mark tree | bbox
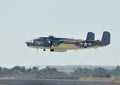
[111,66,120,76]
[11,66,26,74]
[94,67,110,78]
[73,68,93,77]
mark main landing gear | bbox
[43,48,46,51]
[50,48,54,52]
[43,48,54,52]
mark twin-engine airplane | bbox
[26,31,110,52]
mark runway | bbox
[0,79,120,85]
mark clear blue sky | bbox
[0,0,120,67]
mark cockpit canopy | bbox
[48,35,55,39]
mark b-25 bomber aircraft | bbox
[26,31,110,52]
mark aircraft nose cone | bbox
[26,42,30,46]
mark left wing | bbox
[59,39,84,44]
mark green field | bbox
[80,77,120,83]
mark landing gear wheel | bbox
[43,48,46,51]
[50,48,54,52]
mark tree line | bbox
[71,66,120,78]
[0,66,120,79]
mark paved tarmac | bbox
[0,79,120,85]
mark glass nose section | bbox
[26,40,34,46]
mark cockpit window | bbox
[48,36,54,38]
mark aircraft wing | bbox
[59,39,84,43]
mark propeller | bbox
[47,36,55,51]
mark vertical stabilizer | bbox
[101,31,110,45]
[86,32,95,41]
